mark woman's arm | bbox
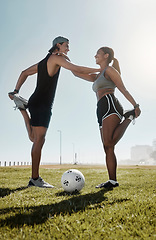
[106,67,141,117]
[8,64,38,99]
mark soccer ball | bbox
[61,169,85,193]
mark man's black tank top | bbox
[28,53,60,108]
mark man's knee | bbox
[34,134,46,145]
[104,141,115,152]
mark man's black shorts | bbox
[29,106,52,128]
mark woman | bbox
[73,47,141,189]
[8,36,100,188]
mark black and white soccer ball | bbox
[61,169,85,193]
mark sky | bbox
[1,0,156,166]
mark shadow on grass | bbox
[0,188,130,228]
[56,190,81,196]
[0,186,28,198]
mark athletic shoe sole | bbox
[28,178,54,188]
[96,181,119,189]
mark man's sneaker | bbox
[13,94,28,110]
[28,176,54,188]
[124,109,135,119]
[96,181,119,189]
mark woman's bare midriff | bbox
[96,88,114,102]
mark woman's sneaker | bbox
[13,94,28,110]
[96,181,119,189]
[28,176,54,188]
[124,109,136,124]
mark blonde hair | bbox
[100,47,121,74]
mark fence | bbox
[0,161,31,167]
[0,162,57,167]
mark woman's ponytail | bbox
[100,47,121,74]
[112,58,121,74]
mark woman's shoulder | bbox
[105,66,118,76]
[104,66,117,80]
[105,66,114,73]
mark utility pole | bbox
[57,130,62,165]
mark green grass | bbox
[0,166,156,240]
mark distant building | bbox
[131,145,153,164]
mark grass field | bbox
[0,165,156,240]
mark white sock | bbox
[109,180,118,185]
[128,115,134,121]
